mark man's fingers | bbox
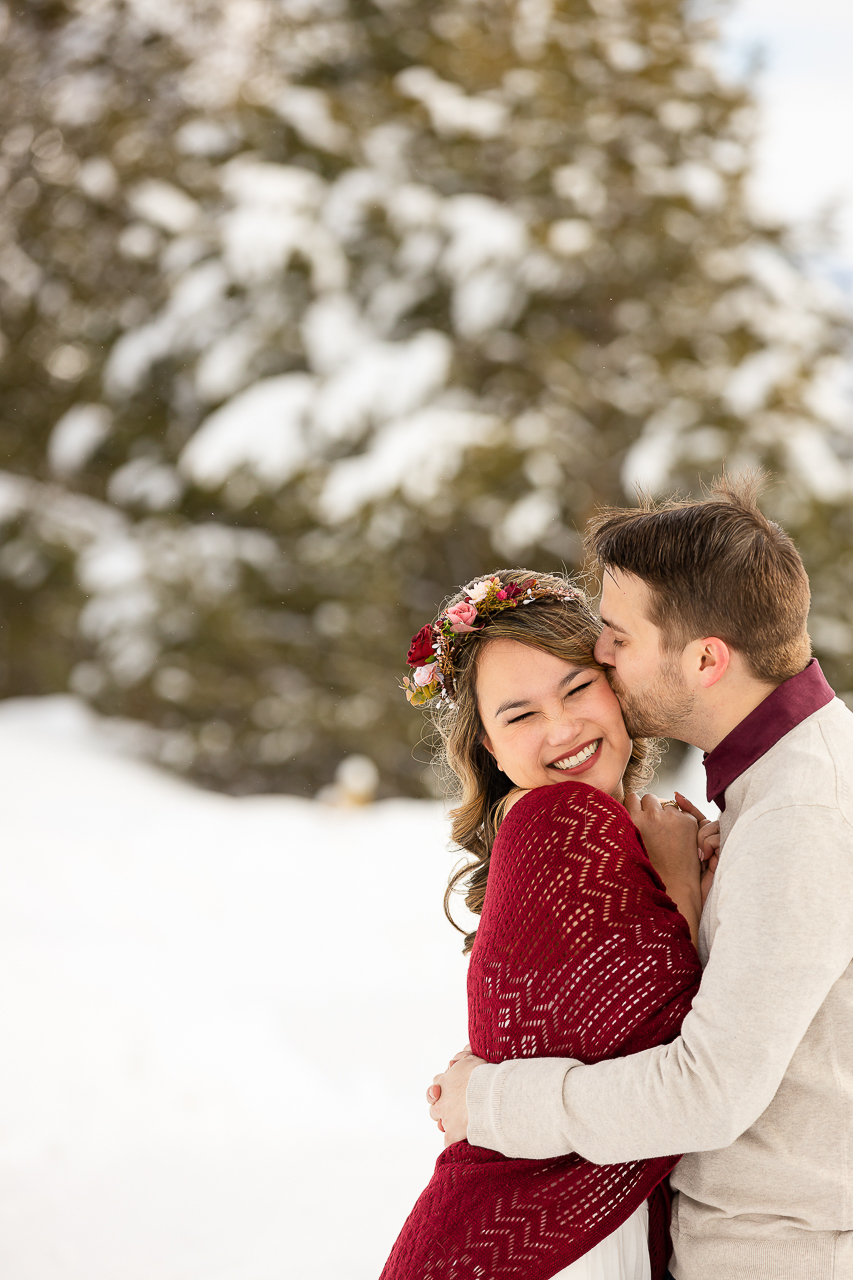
[674,791,708,826]
[700,850,720,904]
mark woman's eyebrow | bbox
[492,668,588,719]
[492,696,530,717]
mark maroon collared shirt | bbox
[703,659,836,812]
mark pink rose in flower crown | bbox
[445,601,480,633]
[502,580,532,601]
[407,624,436,666]
[413,663,439,687]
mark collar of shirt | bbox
[703,659,836,812]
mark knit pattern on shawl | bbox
[380,781,701,1280]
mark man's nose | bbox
[594,628,614,667]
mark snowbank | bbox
[0,700,472,1279]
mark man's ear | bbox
[689,637,731,689]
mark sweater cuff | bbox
[466,1057,580,1159]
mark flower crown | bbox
[402,575,580,707]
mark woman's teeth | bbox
[553,740,601,770]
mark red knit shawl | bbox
[381,781,701,1280]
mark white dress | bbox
[552,1202,651,1280]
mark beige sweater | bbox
[467,697,853,1280]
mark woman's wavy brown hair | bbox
[426,568,659,953]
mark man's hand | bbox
[426,1045,472,1129]
[700,850,719,906]
[425,1046,486,1147]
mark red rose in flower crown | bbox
[407,624,436,666]
[402,574,578,707]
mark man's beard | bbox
[606,655,695,740]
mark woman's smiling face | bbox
[476,638,633,799]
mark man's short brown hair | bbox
[586,474,812,684]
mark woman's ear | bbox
[481,735,504,773]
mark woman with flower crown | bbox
[381,569,704,1280]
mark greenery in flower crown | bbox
[402,575,577,707]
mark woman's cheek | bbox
[500,736,525,785]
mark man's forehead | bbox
[600,569,653,625]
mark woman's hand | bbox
[676,792,720,910]
[625,792,701,946]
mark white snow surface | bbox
[395,67,509,139]
[319,405,499,522]
[47,404,113,477]
[312,330,452,443]
[180,374,316,489]
[129,180,202,234]
[0,698,472,1279]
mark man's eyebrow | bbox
[492,668,587,719]
[600,612,629,635]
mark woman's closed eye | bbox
[505,680,595,724]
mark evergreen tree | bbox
[0,0,850,796]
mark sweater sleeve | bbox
[467,803,853,1162]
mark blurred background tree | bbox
[0,0,850,796]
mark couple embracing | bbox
[380,476,853,1280]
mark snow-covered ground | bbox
[0,698,710,1279]
[0,699,472,1279]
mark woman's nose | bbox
[546,703,582,740]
